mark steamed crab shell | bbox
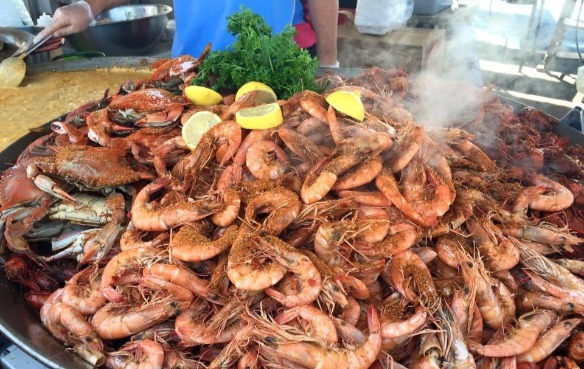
[28,145,155,195]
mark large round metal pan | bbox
[0,57,157,369]
[0,60,582,368]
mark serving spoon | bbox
[0,34,53,87]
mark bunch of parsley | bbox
[192,8,321,100]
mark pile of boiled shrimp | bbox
[3,60,584,369]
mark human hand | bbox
[35,1,95,41]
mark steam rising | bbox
[384,1,570,128]
[402,15,485,130]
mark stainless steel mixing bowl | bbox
[66,4,172,56]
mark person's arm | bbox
[307,0,339,66]
[36,0,129,40]
[84,0,130,18]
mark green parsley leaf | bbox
[193,8,321,99]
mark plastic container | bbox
[577,65,584,94]
[355,0,413,35]
[0,0,34,27]
[412,0,452,15]
[36,13,52,27]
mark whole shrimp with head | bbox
[130,176,225,232]
[257,235,322,307]
[253,304,381,369]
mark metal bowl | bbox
[66,4,172,56]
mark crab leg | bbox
[78,222,123,265]
[3,196,53,254]
[26,164,76,202]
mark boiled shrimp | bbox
[61,264,107,315]
[526,173,574,212]
[512,184,548,216]
[139,274,194,301]
[120,223,169,251]
[299,91,328,122]
[523,269,584,308]
[516,241,584,292]
[517,290,584,314]
[246,140,291,180]
[170,223,238,262]
[339,296,361,326]
[555,258,584,276]
[335,274,370,300]
[278,128,324,166]
[207,325,256,369]
[359,228,418,257]
[336,189,391,207]
[380,305,427,339]
[383,125,424,173]
[450,287,472,334]
[435,233,468,269]
[437,306,476,369]
[276,305,339,344]
[466,217,520,272]
[211,188,241,227]
[91,299,188,340]
[454,140,495,171]
[375,167,434,228]
[244,187,301,236]
[459,259,505,330]
[105,339,164,369]
[385,249,437,308]
[131,177,224,232]
[470,309,558,357]
[301,152,367,204]
[303,249,349,310]
[100,246,160,303]
[313,219,355,268]
[232,128,278,166]
[179,120,242,180]
[411,166,453,223]
[256,304,381,369]
[411,333,442,369]
[503,223,583,251]
[495,281,516,328]
[144,263,220,303]
[516,318,581,363]
[40,289,105,367]
[333,156,383,191]
[258,235,322,307]
[354,206,390,243]
[221,91,259,120]
[569,332,584,363]
[175,300,242,347]
[227,226,287,291]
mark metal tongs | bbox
[0,34,53,87]
[11,34,54,58]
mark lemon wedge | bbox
[235,81,278,104]
[235,102,283,130]
[181,111,222,150]
[325,90,365,121]
[185,85,223,106]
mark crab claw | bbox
[134,106,184,128]
[4,216,33,254]
[78,222,123,265]
[30,174,77,203]
[50,122,86,144]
